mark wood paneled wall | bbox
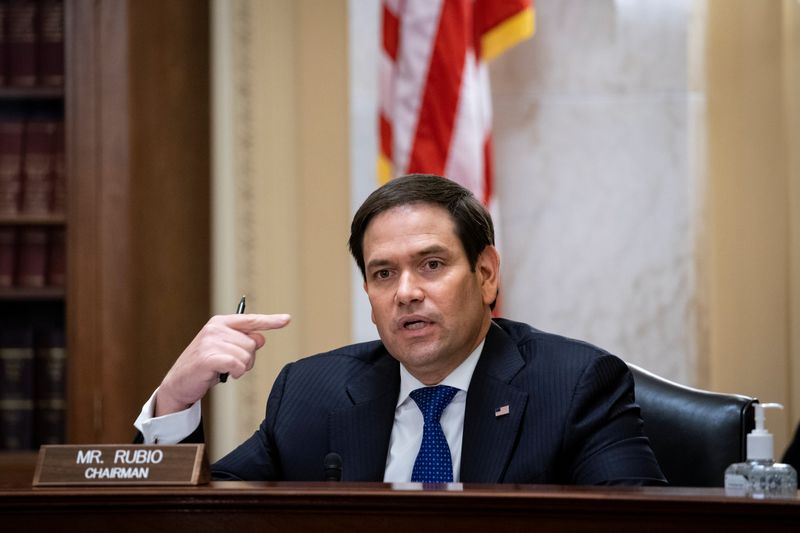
[66,0,211,443]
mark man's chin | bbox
[392,346,444,373]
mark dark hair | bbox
[349,174,495,279]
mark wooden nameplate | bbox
[32,444,210,486]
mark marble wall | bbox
[349,0,705,384]
[489,0,702,383]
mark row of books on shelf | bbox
[0,302,65,450]
[0,225,64,288]
[0,111,64,216]
[0,0,64,88]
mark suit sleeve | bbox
[562,354,666,485]
[209,363,291,481]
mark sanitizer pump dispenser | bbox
[724,403,797,498]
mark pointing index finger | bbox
[224,313,292,332]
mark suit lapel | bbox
[329,351,399,481]
[461,321,528,483]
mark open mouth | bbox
[403,320,428,330]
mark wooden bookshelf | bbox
[0,0,67,454]
[0,214,66,225]
[0,87,63,100]
[0,287,65,300]
[1,0,210,457]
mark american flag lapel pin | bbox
[495,404,510,417]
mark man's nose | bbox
[395,271,424,305]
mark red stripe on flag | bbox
[380,112,393,162]
[482,134,493,206]
[407,0,470,175]
[382,4,399,60]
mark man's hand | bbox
[154,313,291,416]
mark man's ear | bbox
[477,245,500,306]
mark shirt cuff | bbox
[133,388,201,444]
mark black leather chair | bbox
[627,363,757,487]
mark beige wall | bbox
[785,0,800,451]
[705,0,800,451]
[210,0,350,459]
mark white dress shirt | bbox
[134,388,201,445]
[134,340,485,482]
[383,340,483,483]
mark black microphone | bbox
[323,452,342,481]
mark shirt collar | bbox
[396,339,486,408]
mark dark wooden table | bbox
[1,480,798,532]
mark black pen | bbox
[219,295,246,383]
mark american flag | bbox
[495,404,510,417]
[378,0,535,209]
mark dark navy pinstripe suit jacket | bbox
[197,318,665,485]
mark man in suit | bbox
[135,173,666,485]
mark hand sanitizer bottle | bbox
[724,403,797,498]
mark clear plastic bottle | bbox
[724,403,798,498]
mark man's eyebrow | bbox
[415,245,449,257]
[365,257,393,271]
[366,245,450,271]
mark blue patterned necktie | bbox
[410,385,459,483]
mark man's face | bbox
[362,202,499,385]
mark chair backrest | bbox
[627,363,756,487]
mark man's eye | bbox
[426,260,441,270]
[375,269,391,279]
